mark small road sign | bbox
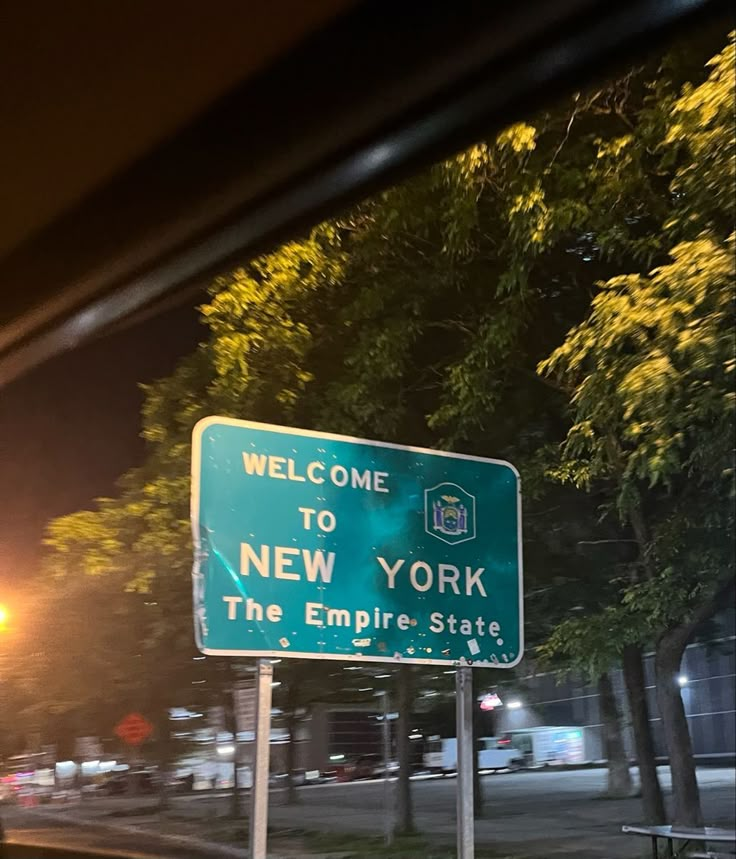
[114,713,153,746]
[233,682,257,734]
[191,418,523,667]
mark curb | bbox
[21,807,249,859]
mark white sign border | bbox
[191,416,524,668]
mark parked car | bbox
[270,769,325,787]
[101,770,155,795]
[167,772,195,793]
[333,754,382,782]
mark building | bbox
[511,620,735,763]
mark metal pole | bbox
[381,690,393,846]
[249,658,273,859]
[456,666,475,859]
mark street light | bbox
[678,675,689,687]
[507,700,523,710]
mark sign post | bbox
[456,667,474,859]
[114,713,153,797]
[191,418,523,859]
[248,659,273,859]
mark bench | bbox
[688,853,736,859]
[622,824,736,859]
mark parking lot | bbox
[269,766,736,858]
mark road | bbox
[3,767,735,858]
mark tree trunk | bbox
[655,635,702,826]
[128,758,139,798]
[157,754,170,812]
[597,671,633,798]
[285,708,299,805]
[472,739,483,817]
[223,683,240,819]
[651,578,733,826]
[613,450,665,821]
[395,665,415,835]
[155,703,172,812]
[471,671,484,815]
[622,644,666,823]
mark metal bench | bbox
[622,825,736,858]
[687,853,736,859]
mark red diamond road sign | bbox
[114,713,154,746]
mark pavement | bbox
[268,766,736,858]
[2,766,735,858]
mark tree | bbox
[395,666,416,834]
[541,234,734,823]
[597,672,633,798]
[523,466,641,803]
[39,489,200,765]
[538,37,735,826]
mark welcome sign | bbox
[191,418,522,667]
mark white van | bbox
[423,736,524,774]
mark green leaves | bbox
[200,225,346,421]
[540,232,735,501]
[666,33,736,237]
[43,507,123,578]
[537,35,735,668]
[496,123,537,154]
[539,606,634,677]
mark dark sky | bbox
[0,302,203,591]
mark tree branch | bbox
[547,95,580,171]
[658,574,736,656]
[516,366,571,395]
[577,539,638,546]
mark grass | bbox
[296,829,526,858]
[104,804,158,818]
[90,800,533,857]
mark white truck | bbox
[423,736,524,774]
[497,726,592,766]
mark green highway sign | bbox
[191,418,523,667]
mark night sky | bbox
[0,302,203,592]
